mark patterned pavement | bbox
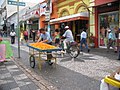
[0,59,40,90]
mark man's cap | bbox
[65,26,69,29]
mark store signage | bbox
[22,10,39,21]
[40,3,47,16]
[8,0,26,6]
[40,1,52,16]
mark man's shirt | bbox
[81,31,87,39]
[63,29,74,42]
[40,32,52,43]
[108,32,114,40]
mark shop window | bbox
[99,11,119,47]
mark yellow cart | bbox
[104,76,120,89]
[27,44,62,70]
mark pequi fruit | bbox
[30,42,56,50]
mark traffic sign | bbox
[8,0,26,6]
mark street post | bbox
[45,0,51,33]
[17,0,20,58]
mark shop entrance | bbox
[99,11,119,47]
[75,20,88,42]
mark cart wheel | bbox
[29,55,35,68]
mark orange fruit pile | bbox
[30,42,56,50]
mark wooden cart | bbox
[27,45,62,70]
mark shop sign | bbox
[22,10,39,21]
[40,3,47,16]
[40,1,52,16]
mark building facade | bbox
[39,0,58,31]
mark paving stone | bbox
[7,81,18,89]
[0,73,12,79]
[27,82,39,90]
[20,85,30,90]
[0,83,11,90]
[13,74,28,81]
[10,70,23,76]
[0,69,7,75]
[11,87,20,90]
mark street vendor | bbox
[37,28,53,65]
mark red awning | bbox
[50,12,89,24]
[95,0,117,7]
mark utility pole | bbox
[17,0,20,58]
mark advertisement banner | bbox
[40,2,47,16]
[40,1,52,16]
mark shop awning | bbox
[50,12,89,24]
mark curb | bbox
[12,57,58,90]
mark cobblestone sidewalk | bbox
[0,59,40,90]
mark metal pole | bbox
[17,0,20,58]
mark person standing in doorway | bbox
[80,29,90,52]
[10,30,16,44]
[32,29,36,42]
[23,30,28,43]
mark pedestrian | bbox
[10,30,16,44]
[80,29,90,52]
[36,29,41,40]
[37,28,53,65]
[23,30,28,43]
[32,29,36,42]
[20,31,24,45]
[117,28,120,60]
[53,29,60,47]
[0,37,2,42]
[107,29,117,52]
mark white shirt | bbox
[10,32,16,36]
[81,31,87,39]
[63,29,74,42]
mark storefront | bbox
[49,0,90,42]
[50,12,89,42]
[94,0,119,47]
